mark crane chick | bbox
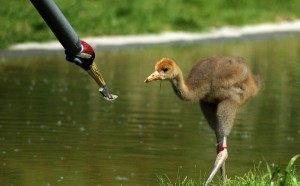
[144,56,261,185]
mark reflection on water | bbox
[1,35,300,185]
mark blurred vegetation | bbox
[1,0,300,49]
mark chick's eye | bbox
[162,67,169,72]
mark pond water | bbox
[0,34,300,186]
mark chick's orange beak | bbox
[144,71,161,83]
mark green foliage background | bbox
[1,0,300,49]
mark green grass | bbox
[157,154,300,186]
[2,0,300,49]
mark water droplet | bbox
[57,120,62,126]
[43,78,49,84]
[13,148,20,152]
[130,172,136,177]
[79,127,85,132]
[31,80,36,85]
[115,176,128,181]
[44,181,51,186]
[64,145,72,150]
